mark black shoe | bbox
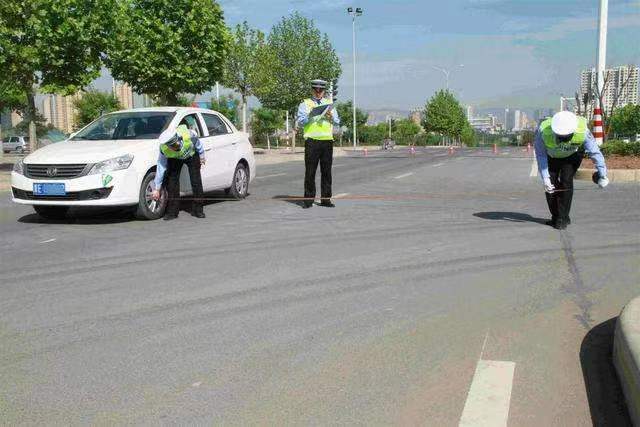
[554,220,567,230]
[320,201,335,208]
[302,203,313,209]
[163,215,178,221]
[192,211,206,218]
[545,220,556,227]
[566,217,571,225]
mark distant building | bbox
[409,108,424,127]
[133,92,153,109]
[113,81,134,109]
[41,93,82,133]
[580,65,639,115]
[466,105,473,120]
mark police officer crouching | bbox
[296,79,341,208]
[534,111,608,230]
[151,121,206,220]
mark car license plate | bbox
[33,183,66,196]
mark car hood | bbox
[25,139,157,164]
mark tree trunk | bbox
[165,93,179,106]
[0,123,3,161]
[241,94,247,133]
[27,90,38,152]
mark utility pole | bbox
[215,82,220,104]
[594,0,608,145]
[347,7,363,148]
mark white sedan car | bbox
[11,107,255,219]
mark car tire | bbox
[228,162,249,200]
[33,205,69,219]
[135,171,167,220]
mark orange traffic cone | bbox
[493,143,498,154]
[364,147,368,157]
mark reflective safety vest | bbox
[160,125,195,160]
[303,98,334,141]
[540,116,587,158]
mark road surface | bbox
[1,147,638,425]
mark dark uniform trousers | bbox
[165,152,204,217]
[304,138,333,204]
[545,151,583,224]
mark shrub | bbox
[601,140,640,156]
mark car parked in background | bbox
[11,107,255,220]
[2,136,29,154]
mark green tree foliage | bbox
[422,90,469,141]
[335,101,367,143]
[211,95,240,128]
[393,119,422,145]
[73,89,122,129]
[250,107,284,145]
[14,113,53,137]
[254,12,341,116]
[223,22,268,131]
[106,0,229,105]
[609,105,640,137]
[0,80,27,115]
[0,0,117,119]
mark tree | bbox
[335,101,367,144]
[211,95,240,128]
[73,89,122,129]
[223,22,269,132]
[588,66,636,141]
[250,107,284,146]
[253,12,341,118]
[422,90,468,144]
[0,0,117,122]
[14,113,53,138]
[393,119,421,145]
[105,0,229,105]
[609,104,640,138]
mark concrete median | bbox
[614,296,640,424]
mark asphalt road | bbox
[1,147,639,425]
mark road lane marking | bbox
[530,159,538,177]
[459,360,515,427]
[433,163,444,167]
[394,172,414,179]
[39,238,56,244]
[256,173,287,179]
[334,193,350,199]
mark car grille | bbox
[25,164,88,179]
[12,187,113,201]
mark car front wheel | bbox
[227,162,249,200]
[135,171,167,220]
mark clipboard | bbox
[309,104,332,118]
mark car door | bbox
[176,113,206,194]
[200,112,236,189]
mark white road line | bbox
[39,238,56,244]
[334,193,350,199]
[256,173,287,179]
[530,159,538,177]
[394,172,414,179]
[459,360,516,427]
[433,163,444,167]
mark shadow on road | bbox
[473,211,548,225]
[273,195,307,208]
[580,318,631,426]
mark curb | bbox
[614,296,640,425]
[576,169,640,183]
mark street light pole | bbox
[348,7,363,148]
[431,64,463,91]
[594,0,608,145]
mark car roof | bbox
[117,107,220,115]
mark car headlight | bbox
[13,159,24,175]
[88,154,134,175]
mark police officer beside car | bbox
[296,79,341,209]
[151,117,206,220]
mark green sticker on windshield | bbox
[102,174,113,187]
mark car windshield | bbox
[72,111,175,141]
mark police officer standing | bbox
[151,119,206,220]
[534,111,608,229]
[296,79,340,209]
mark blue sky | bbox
[216,0,640,111]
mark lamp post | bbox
[593,0,608,145]
[347,7,363,148]
[431,64,464,90]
